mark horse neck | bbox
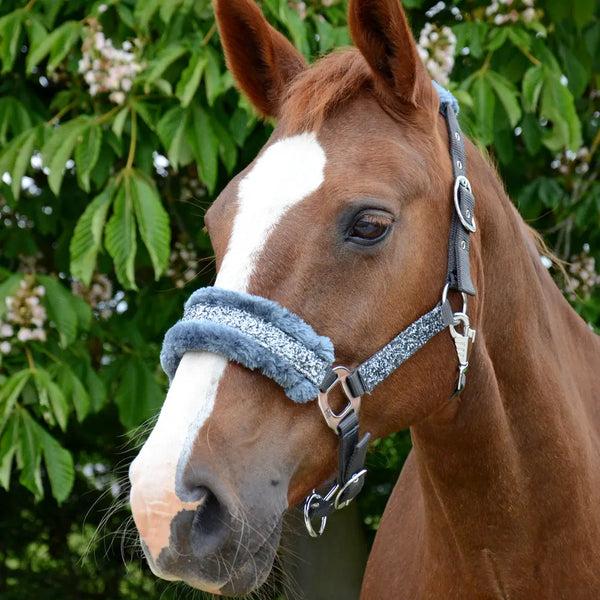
[409,143,600,561]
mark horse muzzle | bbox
[130,457,286,596]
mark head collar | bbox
[160,84,476,536]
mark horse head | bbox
[129,0,480,594]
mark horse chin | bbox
[143,513,283,598]
[217,520,283,597]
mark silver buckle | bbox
[454,175,476,233]
[318,366,361,431]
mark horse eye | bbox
[347,212,394,245]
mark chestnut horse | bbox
[129,0,600,597]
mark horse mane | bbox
[281,47,373,133]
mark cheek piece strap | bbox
[160,85,475,537]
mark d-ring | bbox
[442,282,467,316]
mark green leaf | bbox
[156,105,189,170]
[186,103,219,193]
[105,179,138,290]
[71,293,93,333]
[56,364,90,423]
[33,369,70,431]
[116,4,135,29]
[540,69,582,151]
[0,97,34,145]
[572,0,595,30]
[0,369,31,438]
[69,370,90,422]
[74,123,103,193]
[467,22,488,59]
[471,76,495,145]
[522,65,544,113]
[134,0,163,30]
[0,413,19,490]
[112,106,130,139]
[10,126,39,200]
[37,275,79,347]
[130,172,171,280]
[17,409,43,499]
[0,10,24,74]
[487,28,508,51]
[26,20,79,74]
[82,361,107,413]
[132,100,158,132]
[25,15,48,56]
[46,21,81,73]
[211,118,238,174]
[37,423,74,504]
[176,51,207,108]
[41,116,90,196]
[558,45,589,98]
[506,27,531,52]
[204,46,222,106]
[0,129,31,174]
[520,113,543,155]
[485,71,522,128]
[159,0,185,24]
[143,45,187,85]
[114,357,163,428]
[229,106,252,147]
[70,183,115,286]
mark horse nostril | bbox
[189,486,231,556]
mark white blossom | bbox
[79,23,144,104]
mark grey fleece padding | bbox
[160,287,334,403]
[433,81,459,114]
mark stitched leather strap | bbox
[441,104,476,296]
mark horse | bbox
[128,0,600,597]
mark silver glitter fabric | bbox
[182,303,331,386]
[357,304,446,392]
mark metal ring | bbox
[334,469,367,510]
[441,283,467,315]
[303,492,327,537]
[303,483,339,537]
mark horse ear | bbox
[348,0,437,113]
[214,0,308,118]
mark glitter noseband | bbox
[160,89,477,537]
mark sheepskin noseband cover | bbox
[160,287,335,403]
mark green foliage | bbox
[0,0,598,596]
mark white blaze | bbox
[217,132,327,291]
[130,133,327,553]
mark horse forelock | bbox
[280,48,373,133]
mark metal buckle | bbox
[318,366,362,431]
[454,175,476,233]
